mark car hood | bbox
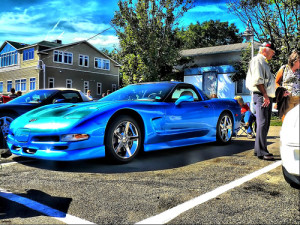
[9,101,130,132]
[0,102,38,112]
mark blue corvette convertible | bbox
[7,82,241,163]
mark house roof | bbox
[3,40,29,50]
[180,42,261,57]
[34,40,63,48]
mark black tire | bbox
[0,113,17,149]
[105,115,142,163]
[216,112,233,144]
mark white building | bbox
[181,42,260,103]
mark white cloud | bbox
[188,4,225,13]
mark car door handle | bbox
[203,105,209,108]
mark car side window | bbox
[61,92,82,103]
[170,88,199,102]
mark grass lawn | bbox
[270,116,282,126]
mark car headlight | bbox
[61,134,89,142]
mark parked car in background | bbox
[0,88,92,152]
[7,82,241,163]
[280,104,300,188]
[0,95,12,104]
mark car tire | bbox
[0,113,17,149]
[216,112,233,144]
[105,115,142,163]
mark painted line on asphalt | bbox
[136,160,282,224]
[0,188,96,224]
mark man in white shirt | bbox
[246,42,276,160]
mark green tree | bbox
[227,0,299,76]
[112,0,193,85]
[176,20,243,49]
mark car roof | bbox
[33,88,82,92]
[130,81,183,85]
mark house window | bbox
[0,51,18,67]
[48,77,54,88]
[112,84,117,92]
[21,79,26,91]
[236,79,250,95]
[94,57,110,70]
[103,59,110,70]
[7,81,12,92]
[54,50,73,64]
[84,81,89,94]
[66,79,72,88]
[0,81,3,93]
[15,79,21,91]
[79,55,89,67]
[23,48,34,61]
[30,78,36,90]
[97,82,102,95]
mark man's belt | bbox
[253,92,262,95]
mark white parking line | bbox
[136,160,282,225]
[0,188,96,224]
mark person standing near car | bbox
[246,42,276,160]
[9,88,18,99]
[86,90,93,100]
[275,50,300,121]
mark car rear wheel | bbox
[105,115,142,163]
[216,112,233,144]
[0,113,17,149]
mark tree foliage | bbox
[112,0,193,86]
[176,20,243,49]
[227,0,300,78]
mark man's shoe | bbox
[258,155,274,160]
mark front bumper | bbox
[7,133,105,161]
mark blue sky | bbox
[0,0,245,50]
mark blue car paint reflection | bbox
[7,82,241,162]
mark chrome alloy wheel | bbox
[112,121,139,159]
[219,115,233,142]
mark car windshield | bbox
[8,90,58,104]
[99,83,176,101]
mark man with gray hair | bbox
[246,42,276,160]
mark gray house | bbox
[181,42,260,103]
[0,40,120,99]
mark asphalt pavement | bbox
[0,126,299,224]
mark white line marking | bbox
[0,188,96,224]
[136,160,282,224]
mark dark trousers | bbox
[253,93,273,156]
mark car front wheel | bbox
[0,113,17,149]
[105,115,142,163]
[216,112,233,144]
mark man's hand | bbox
[262,95,270,107]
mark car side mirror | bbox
[175,95,194,106]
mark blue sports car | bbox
[7,82,241,163]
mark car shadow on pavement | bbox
[0,189,72,220]
[11,137,278,173]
